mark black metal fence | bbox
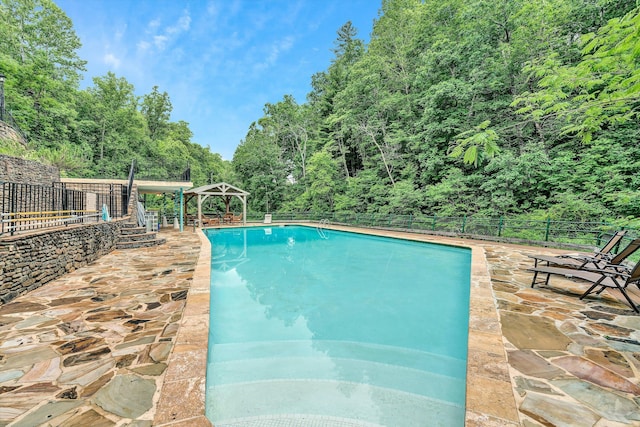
[245,211,638,250]
[1,181,128,236]
[130,159,191,182]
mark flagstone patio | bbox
[0,225,638,426]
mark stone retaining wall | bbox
[0,220,124,304]
[0,122,27,147]
[0,154,60,185]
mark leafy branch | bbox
[449,120,500,167]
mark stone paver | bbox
[0,229,200,426]
[484,243,640,427]
[1,225,640,426]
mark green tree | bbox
[78,72,146,176]
[514,7,640,143]
[0,0,85,82]
[285,150,341,212]
[141,86,172,141]
[232,123,288,212]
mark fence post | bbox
[596,221,604,246]
[545,217,551,241]
[432,214,437,231]
[498,216,504,237]
[408,213,413,229]
[461,215,467,233]
[9,182,16,235]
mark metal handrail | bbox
[1,210,100,235]
[126,159,136,209]
[316,218,329,239]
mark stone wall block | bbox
[0,154,60,184]
[0,221,124,304]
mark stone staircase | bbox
[117,222,166,250]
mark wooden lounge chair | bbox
[529,238,640,272]
[530,230,627,268]
[528,258,640,313]
[231,213,242,223]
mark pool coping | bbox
[153,223,520,426]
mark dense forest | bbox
[1,0,639,224]
[0,0,230,185]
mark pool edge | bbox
[154,228,213,427]
[154,223,520,427]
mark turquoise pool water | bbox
[205,226,471,426]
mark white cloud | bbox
[254,36,295,71]
[138,10,191,53]
[154,35,169,50]
[168,13,191,34]
[114,24,127,42]
[207,1,218,17]
[103,53,121,69]
[148,18,161,30]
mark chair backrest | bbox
[609,238,640,265]
[627,258,640,283]
[597,230,628,258]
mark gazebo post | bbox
[179,188,184,232]
[242,195,247,225]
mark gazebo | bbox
[184,182,249,226]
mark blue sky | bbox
[53,0,381,160]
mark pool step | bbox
[206,340,466,426]
[207,379,463,427]
[208,355,464,402]
[214,414,384,427]
[209,339,466,378]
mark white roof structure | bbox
[184,182,249,226]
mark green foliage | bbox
[514,7,640,142]
[284,150,342,212]
[450,121,500,167]
[228,0,640,222]
[2,0,638,225]
[0,0,227,187]
[233,123,289,212]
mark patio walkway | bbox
[0,226,639,426]
[0,229,201,426]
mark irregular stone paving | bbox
[2,228,640,426]
[483,243,640,427]
[0,229,201,426]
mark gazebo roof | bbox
[185,182,250,196]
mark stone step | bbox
[120,226,147,235]
[116,238,166,250]
[119,232,159,243]
[120,222,140,229]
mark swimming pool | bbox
[205,225,471,426]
